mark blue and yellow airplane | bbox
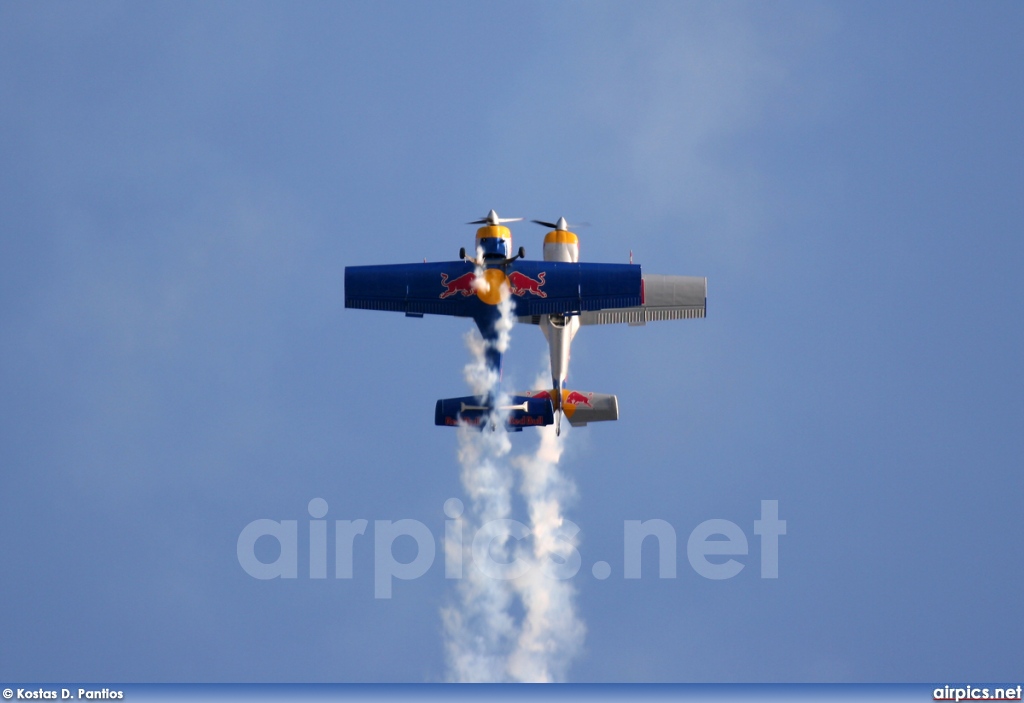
[345,210,706,434]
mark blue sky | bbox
[1,1,1022,683]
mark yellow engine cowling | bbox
[542,229,579,263]
[476,225,513,259]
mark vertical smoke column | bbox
[507,372,585,682]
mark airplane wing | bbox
[507,261,642,316]
[345,261,642,318]
[345,261,480,317]
[517,273,706,325]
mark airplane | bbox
[344,210,706,435]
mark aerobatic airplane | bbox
[344,210,706,434]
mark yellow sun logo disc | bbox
[475,268,509,306]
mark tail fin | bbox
[520,389,619,427]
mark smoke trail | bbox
[507,375,585,683]
[443,270,584,682]
[442,411,516,682]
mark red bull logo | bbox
[508,271,547,298]
[563,390,594,408]
[528,389,593,410]
[439,272,476,299]
[508,415,547,426]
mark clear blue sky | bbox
[1,1,1021,683]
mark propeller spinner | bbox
[531,216,588,231]
[468,209,523,226]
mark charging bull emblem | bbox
[508,271,547,298]
[439,272,476,299]
[564,390,594,408]
[529,389,594,409]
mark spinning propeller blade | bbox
[531,216,587,231]
[468,209,523,226]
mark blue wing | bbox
[345,261,481,317]
[344,260,642,318]
[505,261,642,316]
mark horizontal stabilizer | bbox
[434,394,555,430]
[520,389,619,427]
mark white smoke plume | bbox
[508,398,585,682]
[442,289,517,682]
[442,412,516,682]
[443,305,585,682]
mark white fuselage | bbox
[541,312,579,391]
[541,234,581,392]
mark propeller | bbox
[531,216,588,231]
[468,209,523,226]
